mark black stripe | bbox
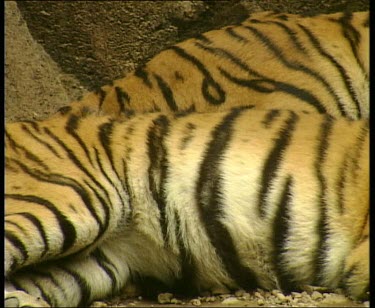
[66,115,94,165]
[179,122,196,150]
[43,127,113,204]
[313,116,334,285]
[272,176,299,293]
[5,131,50,171]
[134,65,152,88]
[6,157,108,247]
[196,107,258,290]
[194,33,212,44]
[36,269,68,302]
[57,266,92,307]
[225,27,248,43]
[242,25,344,115]
[4,220,26,233]
[20,123,62,158]
[221,68,326,113]
[173,209,197,294]
[170,45,226,105]
[57,105,72,115]
[7,279,26,293]
[33,280,55,306]
[261,109,281,128]
[93,147,127,214]
[91,248,121,293]
[98,120,122,180]
[298,24,361,119]
[194,42,327,114]
[244,19,306,53]
[258,111,299,217]
[7,212,49,257]
[114,86,130,114]
[337,12,367,78]
[336,155,350,215]
[146,115,171,243]
[5,230,28,268]
[84,180,111,231]
[6,194,77,252]
[95,87,107,110]
[267,20,306,52]
[121,158,134,225]
[153,74,179,112]
[349,122,369,182]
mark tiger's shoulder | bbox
[55,11,368,121]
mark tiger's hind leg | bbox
[341,235,369,300]
[5,244,131,307]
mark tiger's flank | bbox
[5,108,368,307]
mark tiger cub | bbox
[57,11,369,120]
[5,107,369,307]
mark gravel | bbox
[92,286,369,307]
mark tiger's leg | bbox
[5,165,130,276]
[5,244,131,307]
[341,234,369,300]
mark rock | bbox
[276,293,286,302]
[190,298,202,306]
[271,289,281,296]
[311,291,323,300]
[221,297,242,305]
[320,293,349,305]
[157,293,173,304]
[257,299,265,306]
[291,292,302,298]
[170,298,182,304]
[234,289,246,297]
[90,301,108,307]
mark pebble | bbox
[170,298,182,304]
[190,298,201,306]
[239,292,251,300]
[291,292,302,298]
[257,299,265,306]
[221,297,242,305]
[271,289,281,296]
[157,292,173,304]
[234,289,246,297]
[276,292,286,302]
[311,291,323,300]
[90,302,108,307]
[320,293,348,304]
[254,291,264,299]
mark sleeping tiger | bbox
[56,10,369,121]
[5,107,369,307]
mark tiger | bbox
[55,10,369,121]
[5,107,369,307]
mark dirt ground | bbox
[5,1,369,307]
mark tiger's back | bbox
[5,108,369,306]
[60,11,369,120]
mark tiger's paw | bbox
[5,290,50,307]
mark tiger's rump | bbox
[5,108,369,306]
[61,11,369,120]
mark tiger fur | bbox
[5,107,369,307]
[56,11,369,121]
